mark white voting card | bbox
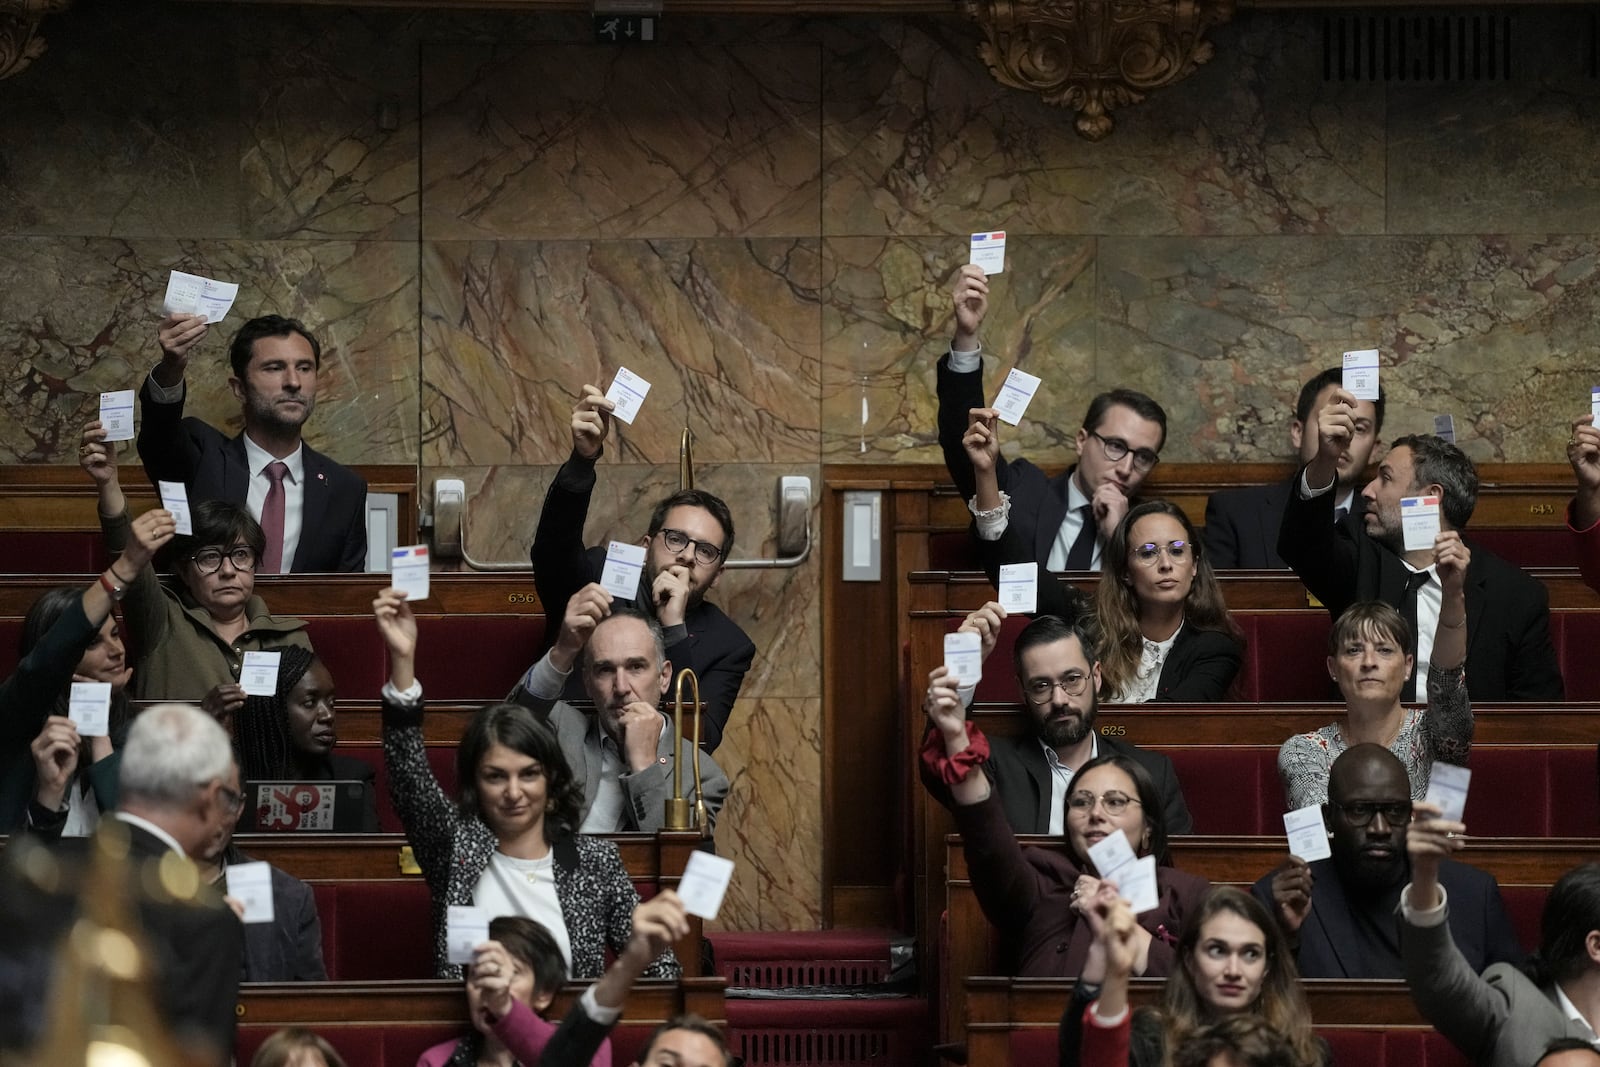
[158,480,193,535]
[605,367,652,425]
[998,562,1038,614]
[447,905,490,965]
[1342,349,1381,401]
[390,544,430,601]
[1433,414,1456,444]
[1115,855,1160,915]
[993,368,1042,427]
[943,631,983,688]
[240,651,282,697]
[100,390,135,442]
[226,862,275,924]
[969,231,1006,275]
[1401,495,1441,552]
[1087,830,1138,881]
[1424,762,1471,824]
[163,270,239,323]
[68,682,111,737]
[1591,386,1600,422]
[678,850,736,920]
[601,541,647,601]
[1283,804,1333,863]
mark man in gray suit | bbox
[511,588,728,835]
[1402,803,1600,1065]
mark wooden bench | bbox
[962,976,1468,1067]
[236,976,726,1067]
[942,835,1600,1047]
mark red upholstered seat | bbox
[303,616,388,701]
[1233,612,1333,702]
[0,531,106,573]
[1462,747,1599,837]
[1470,528,1579,570]
[336,743,457,833]
[1157,746,1284,836]
[414,616,544,701]
[312,880,435,980]
[1501,885,1547,954]
[1553,611,1600,701]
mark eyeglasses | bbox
[216,784,245,816]
[1024,672,1092,703]
[1332,801,1412,827]
[656,528,724,567]
[187,546,258,575]
[1132,540,1190,566]
[1088,431,1160,473]
[1067,790,1142,816]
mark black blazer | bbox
[1250,856,1522,979]
[1277,463,1563,701]
[937,353,1081,565]
[136,381,368,572]
[234,852,327,982]
[0,823,244,1065]
[1205,477,1366,569]
[922,727,1194,838]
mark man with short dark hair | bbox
[1280,390,1562,701]
[941,265,1168,570]
[1205,366,1384,569]
[1402,820,1600,1063]
[918,604,1192,836]
[514,592,729,835]
[530,385,755,753]
[1253,744,1518,978]
[137,313,368,572]
[0,703,245,1066]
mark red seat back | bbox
[1158,746,1284,836]
[1553,611,1600,701]
[1462,747,1599,837]
[0,531,106,573]
[312,879,435,980]
[1233,612,1333,702]
[337,743,457,833]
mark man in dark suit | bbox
[137,313,368,572]
[940,264,1168,571]
[1204,366,1384,569]
[920,606,1192,836]
[1253,744,1520,979]
[1279,389,1563,701]
[530,385,755,754]
[0,703,245,1066]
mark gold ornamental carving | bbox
[0,0,71,83]
[961,0,1235,140]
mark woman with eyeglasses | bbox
[1279,545,1472,809]
[924,664,1208,978]
[962,418,1241,702]
[1061,886,1325,1067]
[80,422,310,715]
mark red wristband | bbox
[920,722,991,785]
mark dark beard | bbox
[1038,708,1092,748]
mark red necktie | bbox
[261,461,289,574]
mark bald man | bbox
[1252,743,1520,978]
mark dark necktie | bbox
[1334,505,1349,524]
[1401,570,1431,701]
[1065,504,1097,571]
[260,461,290,574]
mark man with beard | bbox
[1279,395,1561,701]
[519,596,728,834]
[1204,366,1384,569]
[1252,744,1519,978]
[919,605,1192,836]
[530,386,755,754]
[137,314,368,572]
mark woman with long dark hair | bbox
[374,588,679,980]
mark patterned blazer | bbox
[381,694,681,980]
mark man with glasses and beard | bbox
[1252,743,1519,978]
[919,606,1192,836]
[528,386,755,754]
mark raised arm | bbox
[531,387,613,646]
[135,314,209,485]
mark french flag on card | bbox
[969,231,1006,275]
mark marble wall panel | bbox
[0,238,419,464]
[0,4,240,239]
[820,14,1385,239]
[708,697,824,932]
[419,43,822,241]
[238,10,422,240]
[821,236,1095,463]
[1098,235,1600,463]
[421,239,822,467]
[423,463,822,702]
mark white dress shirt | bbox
[1041,735,1098,835]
